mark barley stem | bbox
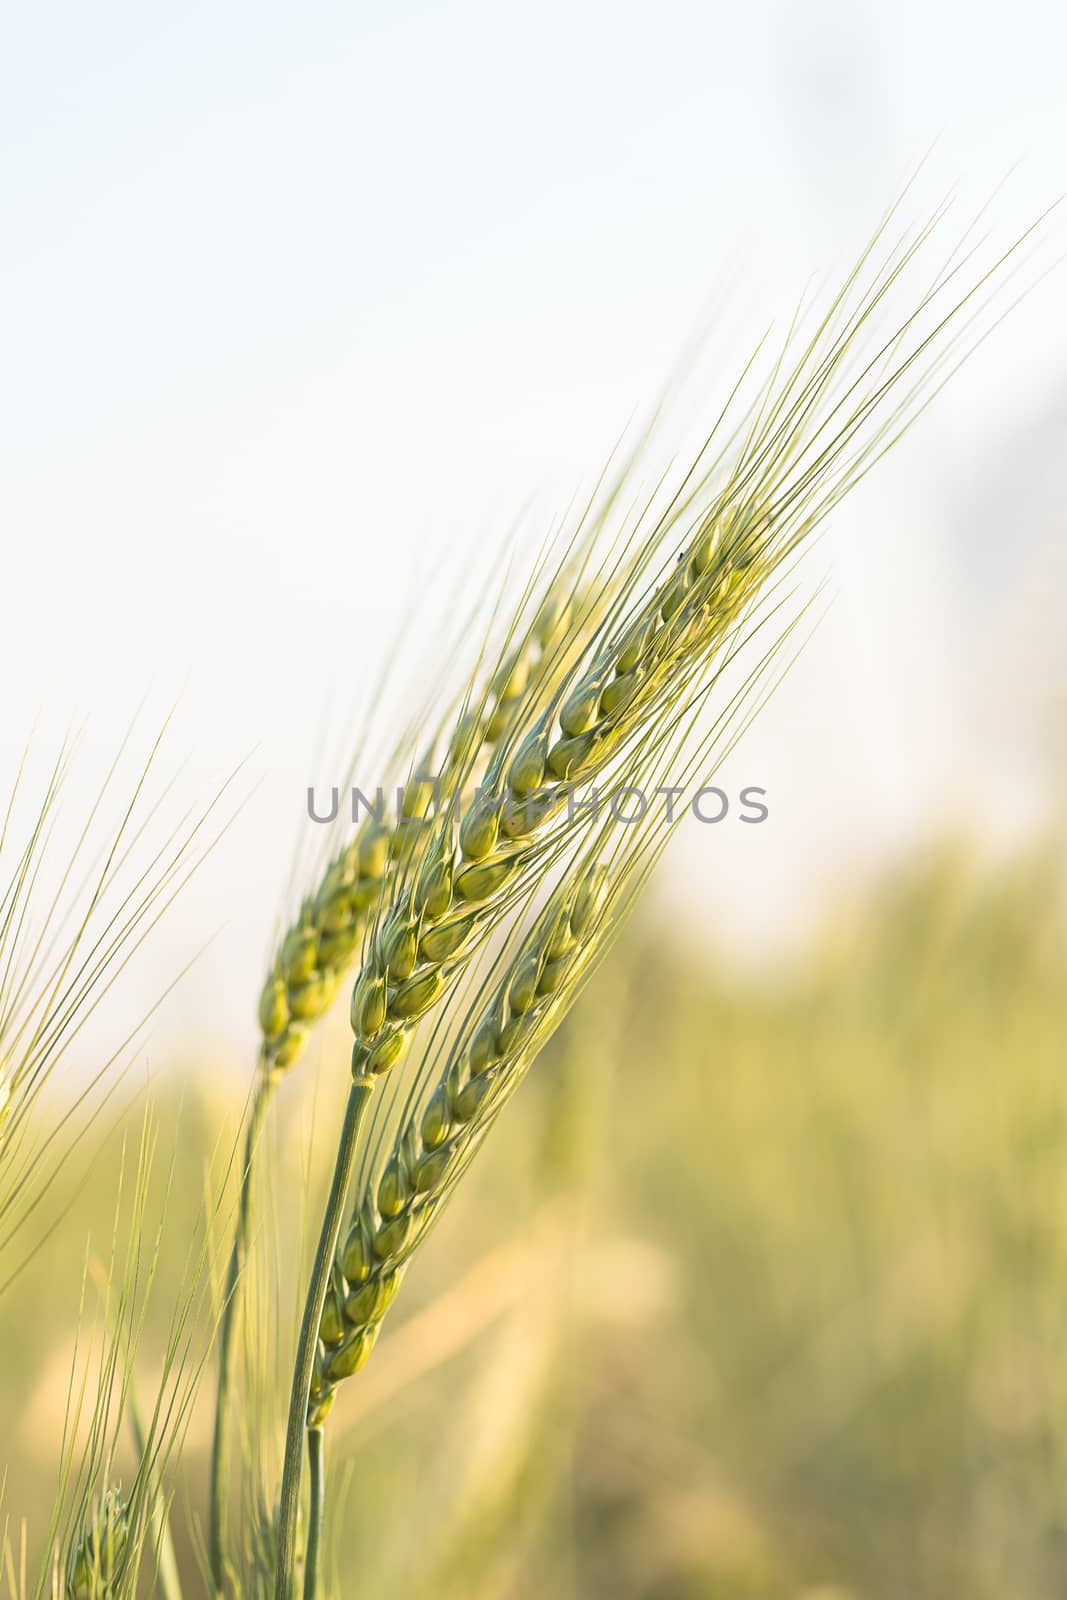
[303,1427,326,1600]
[276,1079,374,1599]
[129,1380,184,1600]
[209,1071,277,1595]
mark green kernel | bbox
[419,912,477,963]
[367,1026,408,1075]
[318,925,362,968]
[391,967,445,1021]
[354,973,388,1037]
[545,908,576,960]
[269,1025,307,1073]
[455,856,517,903]
[415,852,454,919]
[421,1083,452,1149]
[452,1071,495,1122]
[402,776,436,820]
[460,793,500,861]
[599,668,640,719]
[501,788,561,840]
[358,825,392,879]
[345,1269,403,1331]
[351,876,385,913]
[616,616,656,675]
[509,954,541,1015]
[317,888,354,935]
[559,677,602,737]
[537,954,569,995]
[469,1016,501,1074]
[377,1153,408,1219]
[380,912,419,982]
[288,970,338,1021]
[341,1220,372,1285]
[413,1147,451,1193]
[659,564,691,621]
[280,925,317,985]
[508,729,548,797]
[547,732,597,781]
[319,1287,345,1347]
[258,976,289,1040]
[689,522,722,576]
[374,1212,415,1261]
[325,1325,379,1382]
[497,1012,534,1056]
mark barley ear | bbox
[66,1489,129,1600]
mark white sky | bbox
[1,0,1065,1057]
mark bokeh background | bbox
[2,2,1066,1595]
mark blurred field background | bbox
[5,834,1067,1597]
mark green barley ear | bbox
[66,1488,129,1600]
[211,577,609,1590]
[305,584,802,1427]
[256,574,593,1082]
[307,863,612,1418]
[274,204,1048,1595]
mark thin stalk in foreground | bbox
[276,1079,374,1599]
[129,1381,184,1600]
[303,1428,326,1600]
[209,1072,277,1594]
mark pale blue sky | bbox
[2,0,1065,1052]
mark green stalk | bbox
[303,1428,326,1600]
[209,1072,277,1595]
[129,1382,184,1600]
[275,1080,374,1599]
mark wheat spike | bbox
[210,580,595,1591]
[308,863,610,1421]
[273,207,1043,1598]
[257,584,584,1079]
[65,1489,128,1600]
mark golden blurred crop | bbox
[4,837,1066,1598]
